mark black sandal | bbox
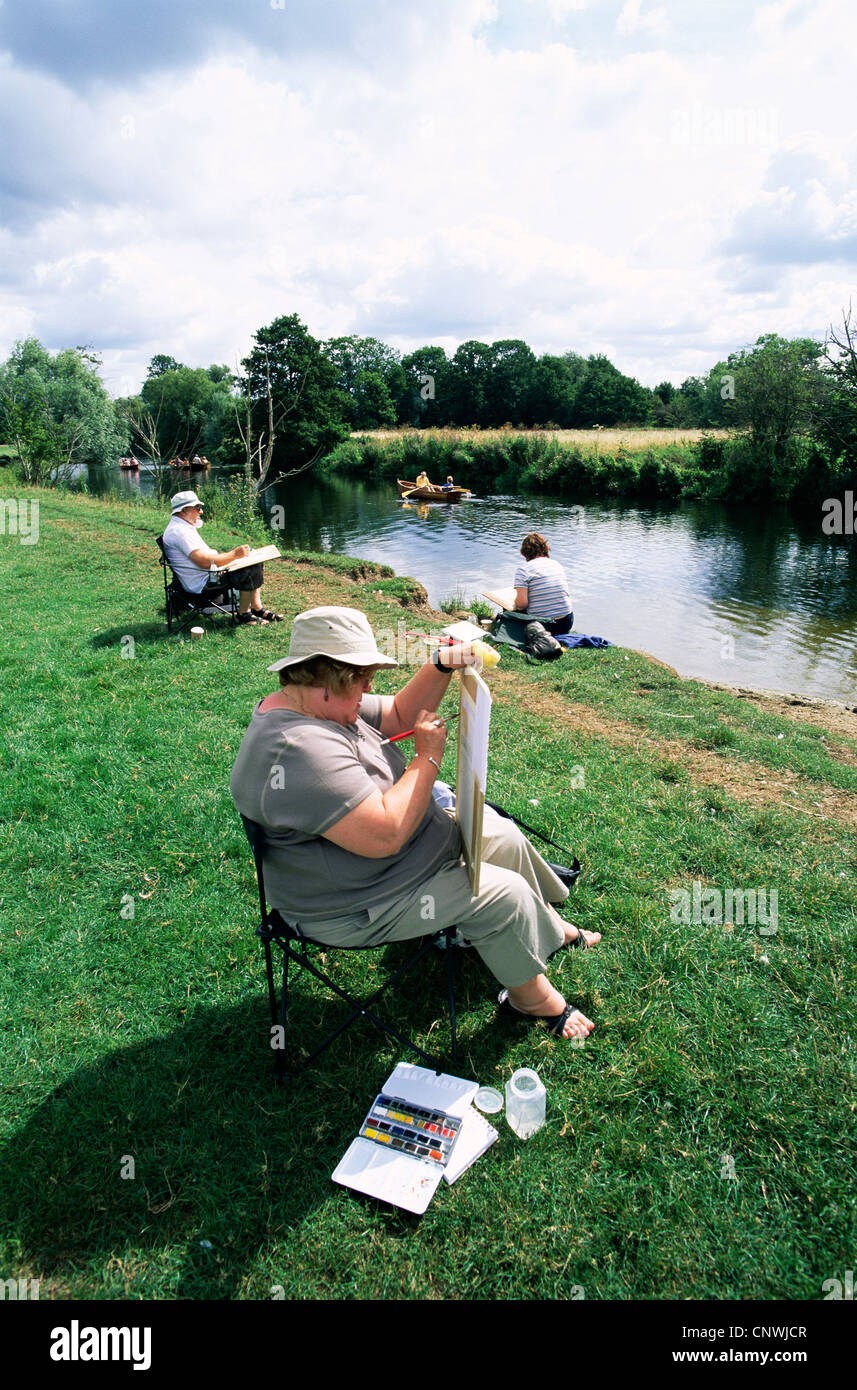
[497,989,588,1038]
[238,611,268,625]
[252,608,283,622]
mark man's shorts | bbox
[202,562,264,597]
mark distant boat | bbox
[118,457,139,470]
[397,478,471,501]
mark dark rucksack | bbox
[525,621,563,660]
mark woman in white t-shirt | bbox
[513,533,573,635]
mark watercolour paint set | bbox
[360,1094,463,1167]
[332,1062,499,1214]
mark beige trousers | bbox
[301,807,568,989]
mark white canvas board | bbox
[455,666,492,894]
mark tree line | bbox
[1,309,854,501]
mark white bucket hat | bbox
[267,607,398,673]
[170,490,203,514]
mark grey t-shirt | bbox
[230,693,461,922]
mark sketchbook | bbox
[332,1062,499,1215]
[482,586,517,612]
[221,544,283,573]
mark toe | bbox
[563,1010,590,1040]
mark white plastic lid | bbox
[474,1086,504,1114]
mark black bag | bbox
[525,621,563,660]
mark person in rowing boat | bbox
[230,606,601,1040]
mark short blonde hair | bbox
[278,656,379,694]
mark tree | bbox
[448,340,494,425]
[529,353,586,426]
[323,335,401,429]
[818,304,857,469]
[573,354,650,427]
[146,354,184,379]
[0,339,128,483]
[720,334,824,463]
[400,346,451,426]
[240,314,349,480]
[138,366,233,462]
[485,339,537,425]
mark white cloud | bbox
[616,1,672,39]
[0,0,853,393]
[525,0,590,21]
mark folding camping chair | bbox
[240,815,460,1081]
[157,534,238,633]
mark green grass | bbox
[1,486,855,1301]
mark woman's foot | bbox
[504,975,594,1040]
[252,607,283,622]
[237,610,268,625]
[564,923,601,948]
[549,905,601,949]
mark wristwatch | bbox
[432,649,453,672]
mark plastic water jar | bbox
[505,1068,546,1139]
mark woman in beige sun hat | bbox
[230,606,600,1040]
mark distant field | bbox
[353,427,733,452]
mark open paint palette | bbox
[332,1062,498,1214]
[360,1093,462,1167]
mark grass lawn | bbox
[1,484,855,1301]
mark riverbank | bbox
[1,485,855,1300]
[322,425,847,506]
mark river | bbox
[92,465,857,703]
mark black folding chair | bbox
[157,534,238,633]
[240,814,459,1082]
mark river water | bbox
[95,465,857,702]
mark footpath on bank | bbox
[0,484,855,1301]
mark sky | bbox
[0,0,855,396]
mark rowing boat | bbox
[397,478,471,501]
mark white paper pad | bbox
[482,587,517,611]
[332,1137,444,1215]
[222,544,283,572]
[442,619,488,642]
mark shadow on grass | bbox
[0,951,505,1298]
[91,620,239,649]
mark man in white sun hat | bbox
[162,490,283,625]
[230,606,601,1042]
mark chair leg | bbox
[282,937,444,1072]
[445,942,458,1061]
[275,943,291,1083]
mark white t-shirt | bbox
[512,556,572,620]
[162,515,213,593]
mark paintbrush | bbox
[379,712,461,746]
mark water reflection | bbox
[83,465,856,701]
